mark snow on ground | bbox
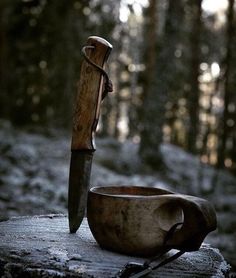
[0,120,235,271]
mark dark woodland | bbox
[0,0,236,274]
[0,0,236,174]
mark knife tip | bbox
[69,221,79,233]
[69,216,83,233]
[69,227,78,233]
[69,224,79,234]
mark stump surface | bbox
[0,214,229,277]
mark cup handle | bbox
[164,194,217,252]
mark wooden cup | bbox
[87,186,217,257]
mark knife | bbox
[68,36,112,233]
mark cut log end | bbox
[0,214,230,277]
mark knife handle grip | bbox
[71,36,112,151]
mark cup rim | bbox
[89,185,174,198]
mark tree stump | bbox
[0,214,230,277]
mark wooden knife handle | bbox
[71,36,112,151]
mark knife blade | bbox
[68,36,112,233]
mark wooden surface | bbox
[0,214,229,278]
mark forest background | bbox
[0,0,236,176]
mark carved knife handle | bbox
[71,36,112,151]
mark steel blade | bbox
[68,150,93,233]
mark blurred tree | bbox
[186,0,203,154]
[0,0,119,127]
[139,0,188,168]
[139,0,165,168]
[99,2,143,140]
[161,0,189,148]
[0,0,9,118]
[217,0,236,171]
[99,2,122,138]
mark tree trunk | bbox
[217,0,235,168]
[139,0,189,169]
[139,0,164,168]
[0,1,9,118]
[187,0,202,154]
